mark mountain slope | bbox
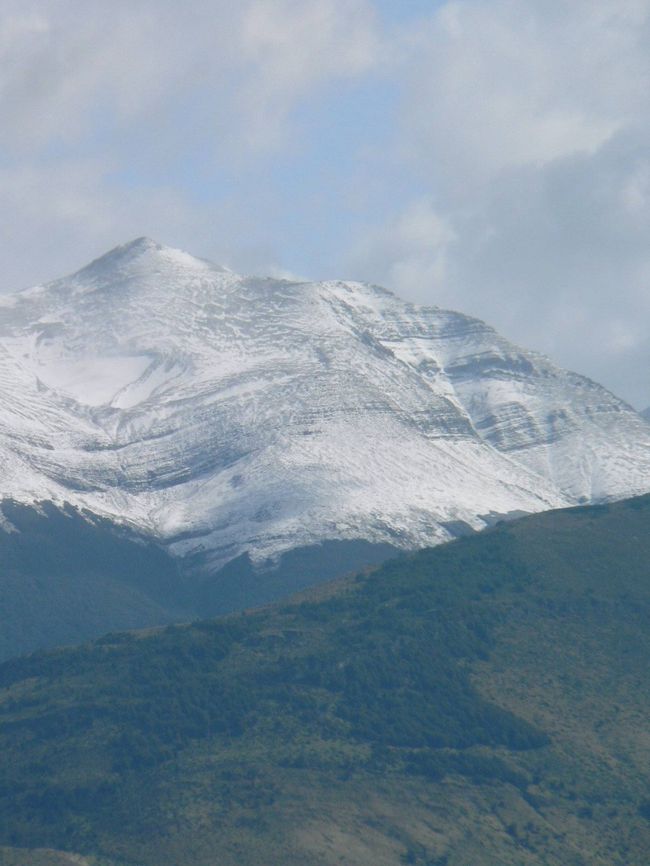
[0,498,400,662]
[1,495,649,865]
[1,238,649,572]
[0,500,188,661]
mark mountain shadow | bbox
[0,499,400,661]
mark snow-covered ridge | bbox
[1,237,649,570]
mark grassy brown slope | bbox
[1,497,650,865]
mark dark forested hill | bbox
[1,496,650,865]
[0,499,396,661]
[0,500,189,661]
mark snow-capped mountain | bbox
[1,237,649,571]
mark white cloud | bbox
[243,1,377,93]
[0,1,241,151]
[398,0,650,196]
[239,0,379,149]
[348,199,456,298]
[0,0,379,154]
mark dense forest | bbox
[1,496,650,865]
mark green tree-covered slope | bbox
[1,496,650,865]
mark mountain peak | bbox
[87,236,162,267]
[75,237,231,282]
[117,236,163,258]
[1,239,650,573]
[125,235,159,249]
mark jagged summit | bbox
[0,240,649,574]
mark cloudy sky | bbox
[2,0,649,407]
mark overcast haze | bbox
[2,0,649,407]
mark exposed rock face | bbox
[1,237,649,569]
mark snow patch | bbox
[36,356,151,406]
[0,237,648,572]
